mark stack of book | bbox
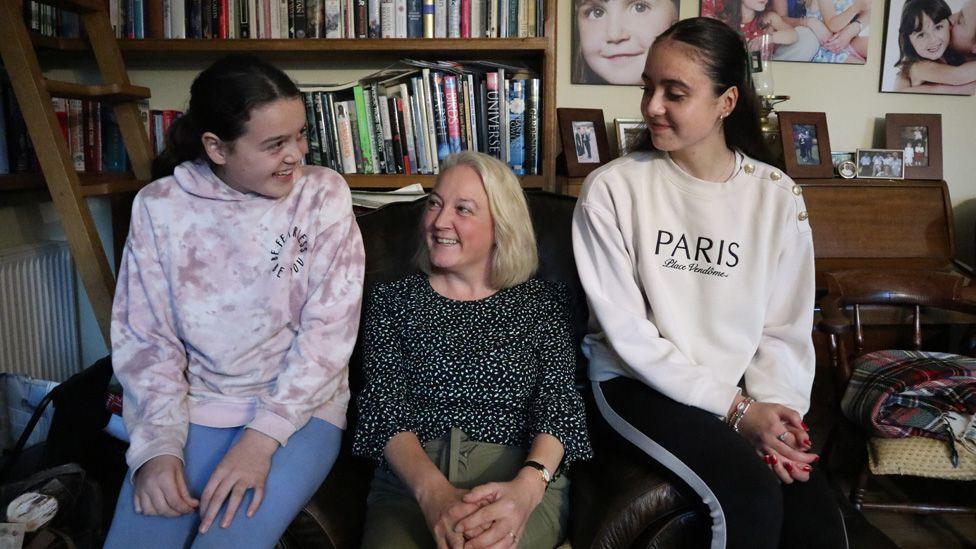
[0,80,142,175]
[301,61,540,177]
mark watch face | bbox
[838,160,857,179]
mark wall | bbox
[557,0,976,262]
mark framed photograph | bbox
[880,0,976,95]
[571,0,679,85]
[831,151,855,177]
[614,118,644,157]
[700,0,868,64]
[777,112,833,178]
[884,113,943,179]
[558,108,610,177]
[855,149,906,179]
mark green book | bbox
[353,85,374,175]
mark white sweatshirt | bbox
[572,151,816,417]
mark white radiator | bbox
[0,242,81,381]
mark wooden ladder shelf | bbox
[0,0,154,344]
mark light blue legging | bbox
[104,418,341,549]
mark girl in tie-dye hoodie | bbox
[105,55,365,548]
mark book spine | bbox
[499,0,507,39]
[388,97,406,173]
[446,0,458,37]
[525,78,539,175]
[334,101,357,174]
[313,93,335,170]
[354,0,366,37]
[499,71,508,163]
[466,73,478,151]
[67,99,85,171]
[508,79,524,175]
[459,0,468,38]
[377,95,397,174]
[486,0,497,38]
[443,75,461,154]
[379,0,393,37]
[409,91,428,174]
[485,72,500,159]
[393,0,406,36]
[237,0,249,36]
[456,77,468,150]
[421,0,433,37]
[433,0,446,37]
[365,86,386,174]
[219,0,229,37]
[411,77,432,174]
[352,86,374,174]
[428,72,449,162]
[322,0,339,36]
[347,102,364,173]
[469,0,480,37]
[527,0,535,37]
[406,0,421,37]
[51,98,69,142]
[293,0,306,36]
[397,85,418,173]
[302,92,322,165]
[517,0,526,37]
[147,0,165,37]
[308,0,322,36]
[421,70,439,172]
[93,102,103,173]
[508,0,517,37]
[367,0,380,36]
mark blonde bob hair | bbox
[416,151,538,289]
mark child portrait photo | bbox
[701,0,870,63]
[880,0,976,94]
[572,0,680,84]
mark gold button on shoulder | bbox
[792,185,802,196]
[744,163,756,174]
[770,171,782,181]
[798,211,809,221]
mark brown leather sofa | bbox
[34,191,898,548]
[283,190,898,549]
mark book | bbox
[524,77,539,175]
[459,0,469,37]
[307,0,323,36]
[364,85,386,174]
[392,89,417,173]
[419,71,439,173]
[334,100,357,173]
[347,101,365,173]
[508,78,525,175]
[293,0,307,36]
[428,71,449,162]
[394,0,406,37]
[447,0,459,37]
[352,86,374,174]
[102,107,128,172]
[350,183,425,209]
[406,0,421,37]
[443,75,462,155]
[367,0,380,36]
[421,0,433,37]
[67,99,85,171]
[484,72,501,159]
[379,0,394,37]
[355,0,367,37]
[433,0,446,37]
[389,96,407,173]
[324,0,340,36]
[377,95,397,173]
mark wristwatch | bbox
[522,460,552,486]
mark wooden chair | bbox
[818,269,976,514]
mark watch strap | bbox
[522,460,551,485]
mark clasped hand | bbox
[737,401,818,484]
[419,470,545,549]
[132,429,279,534]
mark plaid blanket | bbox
[841,350,976,466]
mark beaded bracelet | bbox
[726,397,756,433]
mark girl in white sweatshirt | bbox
[105,55,364,548]
[572,17,845,549]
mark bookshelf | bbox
[12,1,559,192]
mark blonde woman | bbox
[353,151,592,549]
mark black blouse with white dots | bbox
[352,273,592,470]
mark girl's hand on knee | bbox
[133,455,198,517]
[760,451,813,484]
[198,428,278,534]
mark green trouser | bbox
[360,428,570,549]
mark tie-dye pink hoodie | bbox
[112,160,365,476]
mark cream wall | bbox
[557,0,976,261]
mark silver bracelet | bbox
[727,397,756,433]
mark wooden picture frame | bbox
[558,108,610,177]
[777,112,833,178]
[614,118,643,157]
[884,113,942,180]
[855,148,905,179]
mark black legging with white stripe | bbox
[594,377,848,549]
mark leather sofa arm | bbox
[570,442,706,549]
[287,450,375,549]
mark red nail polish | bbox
[784,462,793,472]
[803,439,812,448]
[813,455,820,462]
[803,465,812,472]
[770,455,778,465]
[802,422,810,431]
